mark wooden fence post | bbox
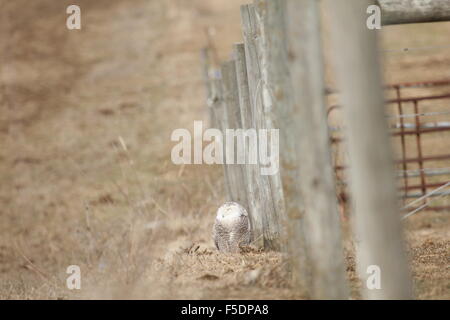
[324,0,412,299]
[252,0,287,250]
[201,48,216,128]
[208,76,234,201]
[221,60,249,209]
[249,0,309,293]
[233,43,264,244]
[274,0,348,298]
[240,3,284,250]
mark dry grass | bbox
[0,0,448,300]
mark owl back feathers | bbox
[212,202,251,252]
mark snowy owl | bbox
[212,202,251,253]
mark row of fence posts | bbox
[200,0,450,299]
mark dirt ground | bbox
[0,0,448,299]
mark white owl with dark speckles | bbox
[212,202,251,253]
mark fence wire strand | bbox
[401,181,450,219]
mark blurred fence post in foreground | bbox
[324,0,412,299]
[274,0,348,298]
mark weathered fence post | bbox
[252,1,287,247]
[242,0,310,292]
[208,76,234,201]
[273,0,347,298]
[201,48,216,128]
[220,60,249,209]
[233,43,264,244]
[324,0,412,299]
[240,4,284,250]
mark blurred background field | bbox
[0,0,448,299]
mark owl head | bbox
[216,202,248,222]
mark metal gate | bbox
[328,80,450,214]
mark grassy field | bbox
[0,0,448,299]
